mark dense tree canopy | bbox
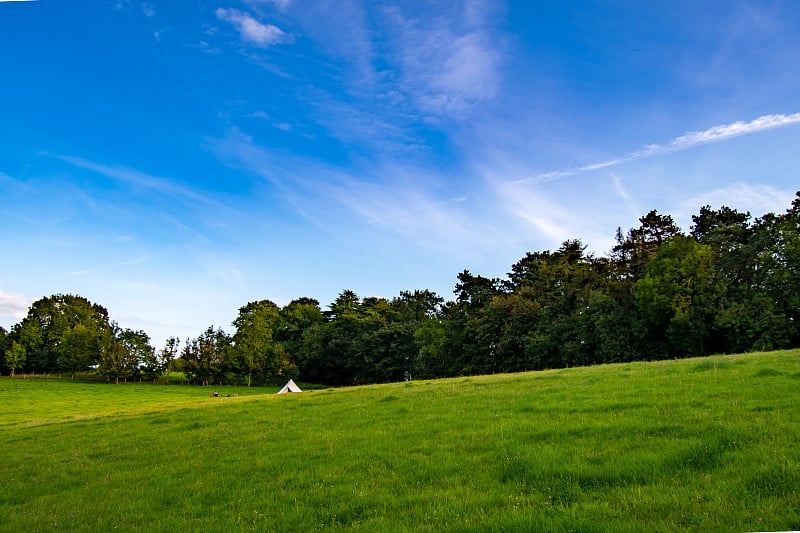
[3,192,799,386]
[7,294,113,374]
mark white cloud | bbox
[142,2,154,17]
[216,8,287,48]
[521,112,800,183]
[0,290,31,324]
[653,112,800,152]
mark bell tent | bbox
[277,379,302,394]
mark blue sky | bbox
[2,0,800,348]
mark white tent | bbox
[277,379,302,394]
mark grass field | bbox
[1,351,799,532]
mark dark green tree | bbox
[612,210,682,279]
[691,205,751,247]
[634,236,721,358]
[181,326,230,385]
[299,291,411,385]
[277,298,324,361]
[413,318,450,379]
[10,294,112,373]
[98,326,153,383]
[58,322,103,376]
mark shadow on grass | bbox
[499,423,745,504]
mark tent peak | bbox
[277,379,302,394]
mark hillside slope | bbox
[1,350,799,531]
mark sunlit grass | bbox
[1,350,799,531]
[0,378,279,429]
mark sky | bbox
[2,0,800,348]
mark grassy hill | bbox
[1,351,799,531]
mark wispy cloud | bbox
[209,130,502,255]
[280,1,376,88]
[490,176,616,252]
[385,2,502,119]
[322,174,490,252]
[51,154,216,206]
[142,2,154,17]
[675,182,794,226]
[216,8,288,48]
[306,90,425,156]
[519,112,800,184]
[48,154,262,244]
[611,173,640,219]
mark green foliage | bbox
[1,351,799,531]
[4,340,26,378]
[634,236,720,358]
[0,326,7,362]
[180,326,231,385]
[9,294,113,374]
[95,327,151,384]
[230,300,284,386]
[413,319,450,379]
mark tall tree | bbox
[612,210,682,279]
[231,300,282,386]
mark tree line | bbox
[2,192,799,385]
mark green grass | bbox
[0,379,279,429]
[2,351,800,531]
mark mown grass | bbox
[1,350,799,531]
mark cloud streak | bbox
[52,154,216,206]
[519,112,800,184]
